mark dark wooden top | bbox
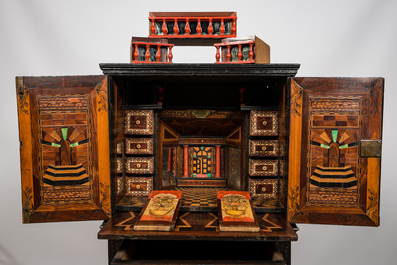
[99,63,300,77]
[98,212,298,242]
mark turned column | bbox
[183,145,189,177]
[215,145,221,178]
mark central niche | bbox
[158,109,245,190]
[192,146,214,178]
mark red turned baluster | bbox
[151,19,156,36]
[168,46,173,63]
[197,18,202,35]
[226,45,231,62]
[183,145,189,177]
[215,46,220,63]
[185,18,190,35]
[145,44,150,62]
[249,43,254,61]
[220,18,225,35]
[208,18,213,35]
[232,19,236,36]
[237,44,242,62]
[162,19,167,35]
[156,45,161,62]
[215,145,221,178]
[133,44,139,61]
[173,18,179,35]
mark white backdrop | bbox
[1,0,396,264]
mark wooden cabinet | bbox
[15,65,384,264]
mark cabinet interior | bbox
[110,75,289,213]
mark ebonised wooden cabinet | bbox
[16,64,384,264]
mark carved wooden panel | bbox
[288,77,383,226]
[16,76,111,223]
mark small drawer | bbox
[249,110,279,136]
[116,141,123,155]
[125,176,153,196]
[177,179,226,187]
[125,157,154,174]
[249,159,278,176]
[124,110,154,135]
[249,140,279,157]
[111,240,286,264]
[125,138,154,155]
[116,176,124,195]
[249,178,278,199]
[116,157,123,174]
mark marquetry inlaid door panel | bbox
[288,77,384,226]
[16,76,111,223]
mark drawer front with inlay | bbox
[125,138,154,155]
[249,179,278,199]
[125,157,154,174]
[249,140,279,157]
[249,159,278,176]
[125,176,153,196]
[124,110,154,135]
[116,157,123,174]
[250,110,279,136]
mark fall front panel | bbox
[16,76,111,223]
[288,77,383,226]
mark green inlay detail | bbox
[207,174,211,178]
[61,128,68,141]
[70,142,79,147]
[339,144,349,149]
[193,174,196,178]
[321,144,330,149]
[193,155,197,158]
[332,130,338,143]
[201,146,204,150]
[51,143,61,147]
[208,155,211,158]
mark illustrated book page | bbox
[217,191,260,232]
[134,190,182,231]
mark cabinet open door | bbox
[16,76,111,223]
[287,77,384,226]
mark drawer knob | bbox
[136,163,142,168]
[136,144,141,149]
[262,166,268,171]
[262,120,268,126]
[262,187,267,192]
[136,184,141,190]
[135,119,141,125]
[262,146,267,151]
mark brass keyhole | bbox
[262,146,267,151]
[262,121,268,126]
[262,166,268,171]
[135,120,141,125]
[136,163,141,168]
[261,187,267,192]
[136,144,141,149]
[136,185,141,190]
